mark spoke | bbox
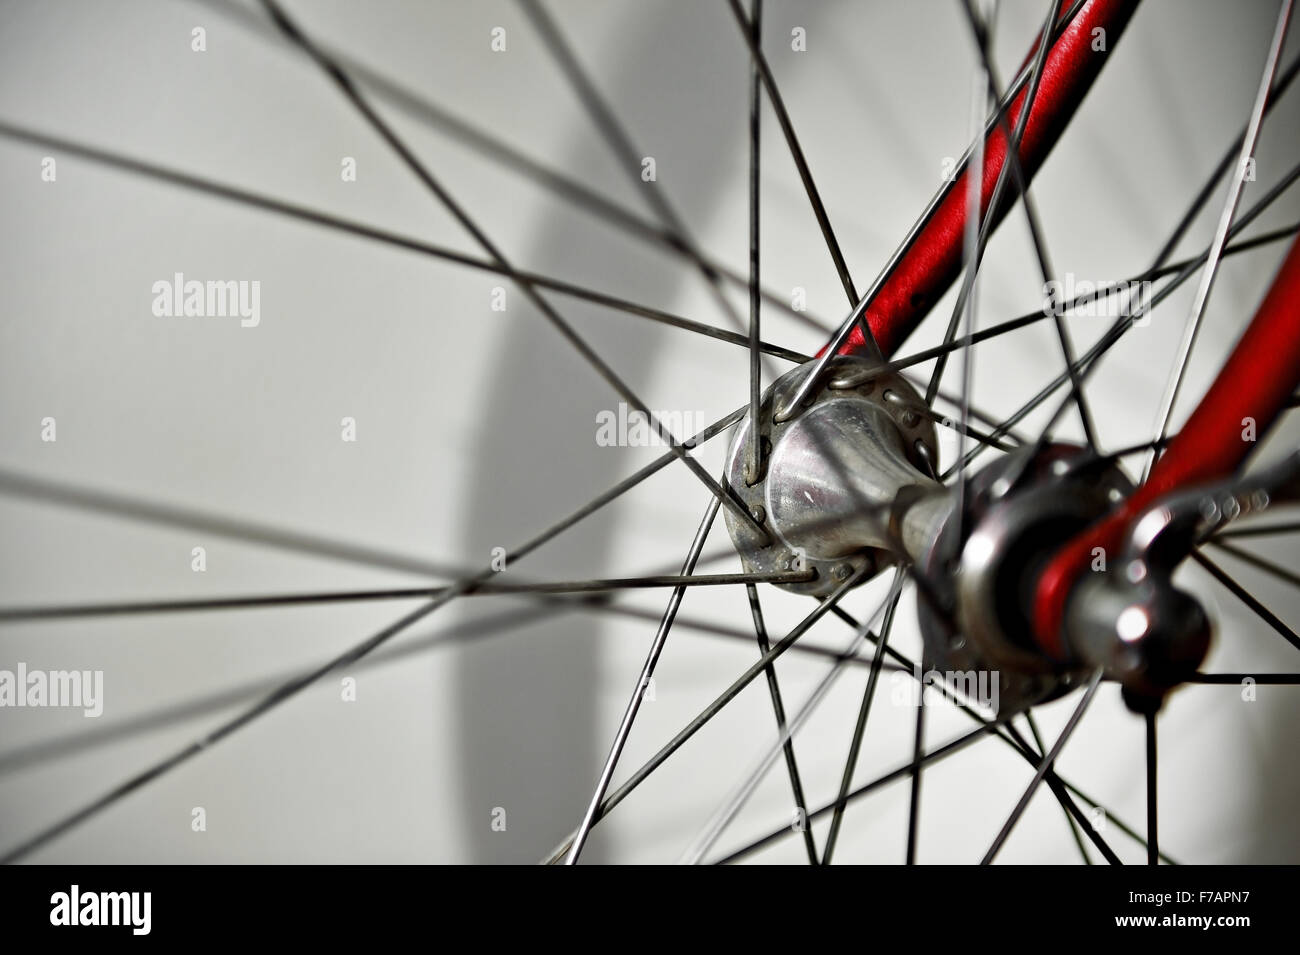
[1057,783,1171,865]
[256,0,770,543]
[1209,539,1300,590]
[746,0,765,486]
[0,467,469,581]
[889,222,1300,382]
[713,720,1007,864]
[1214,519,1300,540]
[564,495,723,864]
[0,597,448,864]
[950,42,991,545]
[724,0,864,323]
[905,675,927,865]
[0,415,752,862]
[1191,551,1300,653]
[0,593,909,783]
[1009,716,1121,864]
[678,574,905,864]
[1144,0,1295,481]
[517,0,752,337]
[1190,672,1300,684]
[0,406,744,591]
[542,566,872,863]
[0,571,816,623]
[1026,712,1092,864]
[1146,711,1158,866]
[187,0,832,337]
[746,583,819,865]
[806,606,1148,863]
[1149,53,1300,268]
[959,0,1096,450]
[0,123,806,363]
[925,0,1063,409]
[924,378,1030,446]
[940,159,1300,482]
[980,668,1103,865]
[830,608,1122,865]
[713,707,1131,866]
[774,0,1099,422]
[821,584,904,864]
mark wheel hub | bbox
[725,357,1214,716]
[724,356,939,598]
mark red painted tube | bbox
[1033,234,1300,658]
[839,0,1140,358]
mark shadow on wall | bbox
[452,5,752,862]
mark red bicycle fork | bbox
[834,0,1300,661]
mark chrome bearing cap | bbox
[724,356,940,598]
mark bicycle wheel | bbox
[0,0,1298,865]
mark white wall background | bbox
[0,0,1297,863]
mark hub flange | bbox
[724,356,939,598]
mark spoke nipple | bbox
[750,504,766,524]
[834,562,853,581]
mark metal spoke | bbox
[1026,712,1092,864]
[542,566,872,863]
[0,596,449,864]
[905,676,927,864]
[187,0,832,337]
[831,607,1124,865]
[746,583,819,864]
[0,405,745,590]
[1144,0,1294,481]
[713,720,1008,864]
[980,669,1103,865]
[1191,552,1300,653]
[0,123,805,363]
[1190,672,1300,684]
[959,0,1096,450]
[0,595,910,783]
[821,584,905,863]
[678,574,905,864]
[712,706,1134,865]
[746,0,766,486]
[1214,519,1300,540]
[925,0,1063,409]
[724,0,864,321]
[0,570,816,623]
[564,495,723,864]
[951,38,990,546]
[890,222,1300,381]
[257,0,771,543]
[517,0,752,337]
[0,411,743,862]
[941,159,1300,482]
[1209,539,1300,590]
[1146,711,1159,866]
[773,0,1103,424]
[1149,53,1300,268]
[1009,716,1120,864]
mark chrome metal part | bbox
[916,444,1135,716]
[724,356,939,597]
[1066,449,1300,709]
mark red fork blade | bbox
[836,0,1140,359]
[1033,233,1300,658]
